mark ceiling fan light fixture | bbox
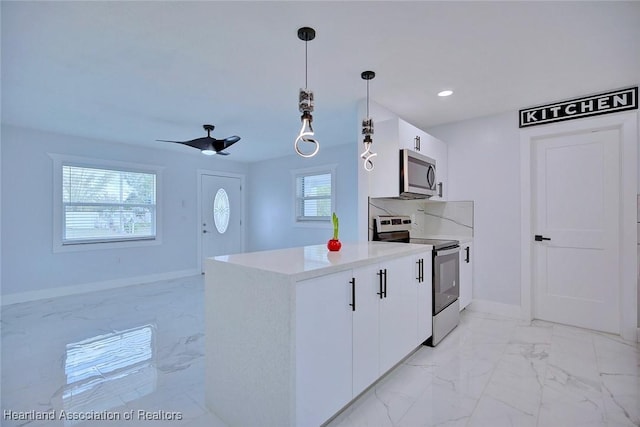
[156,124,240,156]
[438,90,453,97]
[360,70,377,171]
[294,27,319,158]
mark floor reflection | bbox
[62,325,156,425]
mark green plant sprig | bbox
[332,212,339,240]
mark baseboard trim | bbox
[1,269,200,306]
[466,299,526,320]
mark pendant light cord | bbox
[305,40,308,89]
[366,79,370,117]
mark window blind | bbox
[62,165,157,244]
[296,172,332,221]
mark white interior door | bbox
[201,174,242,270]
[533,128,620,333]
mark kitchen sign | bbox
[519,86,638,128]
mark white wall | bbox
[1,125,248,300]
[247,143,358,252]
[428,112,521,306]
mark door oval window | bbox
[213,188,230,234]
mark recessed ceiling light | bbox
[438,90,453,97]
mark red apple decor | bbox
[327,212,342,252]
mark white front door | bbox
[533,128,621,333]
[201,174,243,271]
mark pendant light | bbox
[295,27,319,158]
[360,70,377,171]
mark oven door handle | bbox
[434,247,460,257]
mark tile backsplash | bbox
[369,198,473,240]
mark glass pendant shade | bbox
[360,119,377,171]
[295,88,318,157]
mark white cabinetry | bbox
[296,270,354,427]
[352,257,425,395]
[378,256,417,374]
[370,118,448,200]
[459,242,473,310]
[298,254,431,420]
[413,251,433,342]
[352,263,381,395]
[206,243,434,427]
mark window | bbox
[293,165,336,223]
[50,154,162,251]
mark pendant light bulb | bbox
[295,27,319,158]
[360,71,377,171]
[295,110,319,158]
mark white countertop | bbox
[210,241,432,280]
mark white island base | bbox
[205,242,433,427]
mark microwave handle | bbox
[427,165,436,188]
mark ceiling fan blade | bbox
[182,136,214,150]
[224,135,241,144]
[216,151,230,156]
[156,139,186,143]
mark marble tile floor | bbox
[1,275,638,427]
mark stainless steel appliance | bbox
[373,216,460,346]
[411,237,460,346]
[399,149,437,199]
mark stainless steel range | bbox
[373,216,460,346]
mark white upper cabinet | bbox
[369,118,448,200]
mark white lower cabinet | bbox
[459,242,473,310]
[296,253,434,426]
[378,257,417,374]
[296,270,354,427]
[352,263,381,395]
[413,251,433,343]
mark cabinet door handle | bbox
[377,270,384,299]
[414,135,421,151]
[383,269,388,298]
[349,278,356,311]
[416,259,422,282]
[534,235,551,241]
[438,182,443,198]
[421,258,425,282]
[465,246,470,263]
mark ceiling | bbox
[2,1,639,162]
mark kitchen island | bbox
[205,242,433,427]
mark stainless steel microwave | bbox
[399,149,437,199]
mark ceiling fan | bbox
[157,124,240,156]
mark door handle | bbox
[416,259,422,282]
[534,235,551,241]
[465,246,470,263]
[377,270,384,299]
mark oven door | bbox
[433,247,460,314]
